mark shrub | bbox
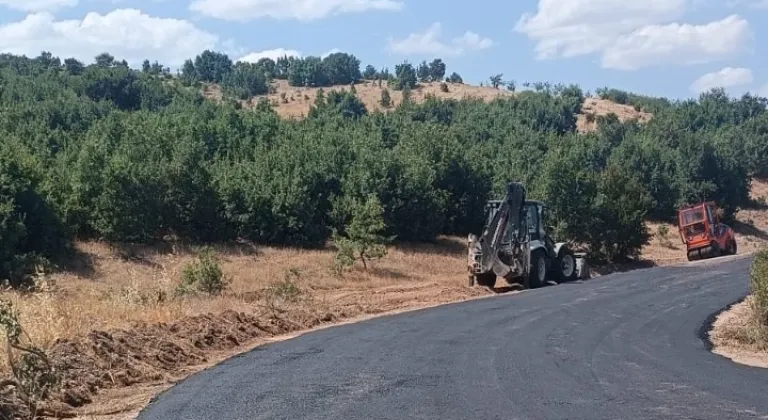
[0,299,59,411]
[178,247,228,295]
[332,195,392,274]
[751,250,768,327]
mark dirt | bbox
[1,179,765,419]
[576,97,653,132]
[709,298,768,369]
[203,79,649,133]
[0,240,494,419]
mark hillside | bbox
[1,180,765,418]
[1,50,768,418]
[202,79,653,133]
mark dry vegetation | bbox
[639,178,768,266]
[0,237,498,418]
[1,179,765,418]
[709,248,768,368]
[0,81,763,417]
[705,180,768,369]
[202,79,650,133]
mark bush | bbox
[751,250,768,327]
[178,247,228,295]
[332,195,392,274]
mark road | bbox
[138,255,767,420]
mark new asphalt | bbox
[138,254,767,420]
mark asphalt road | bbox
[138,255,768,420]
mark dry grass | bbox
[639,178,768,266]
[6,238,477,348]
[202,79,649,133]
[710,297,768,368]
[0,237,491,374]
[0,178,765,417]
[0,236,500,417]
[577,97,653,133]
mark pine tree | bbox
[332,195,392,272]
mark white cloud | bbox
[189,0,403,22]
[515,0,753,70]
[237,47,342,63]
[321,48,341,58]
[388,22,493,57]
[602,15,752,70]
[0,9,219,68]
[689,67,753,93]
[727,0,768,8]
[238,48,302,63]
[0,0,75,12]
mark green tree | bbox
[393,61,417,90]
[363,65,377,80]
[380,88,391,108]
[332,195,392,272]
[417,60,430,82]
[428,58,446,81]
[447,72,463,83]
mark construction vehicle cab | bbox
[677,201,737,261]
[468,182,582,289]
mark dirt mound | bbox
[0,309,321,417]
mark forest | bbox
[1,49,767,288]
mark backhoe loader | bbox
[467,182,584,289]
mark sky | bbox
[0,0,766,100]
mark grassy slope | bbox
[1,81,765,418]
[203,79,654,133]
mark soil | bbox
[203,79,649,133]
[709,298,768,369]
[0,279,493,419]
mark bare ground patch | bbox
[709,297,768,369]
[0,237,496,418]
[204,80,650,133]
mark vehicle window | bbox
[707,204,718,224]
[526,206,538,234]
[681,209,705,225]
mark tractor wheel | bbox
[529,250,547,289]
[554,248,578,282]
[474,273,496,288]
[726,238,737,255]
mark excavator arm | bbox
[468,182,529,285]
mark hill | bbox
[0,49,767,418]
[202,79,653,133]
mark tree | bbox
[255,58,276,78]
[363,65,377,80]
[417,60,430,82]
[393,61,417,90]
[94,52,115,67]
[193,50,233,83]
[380,88,392,108]
[332,195,392,272]
[489,73,503,89]
[321,52,362,85]
[180,59,197,85]
[428,59,446,81]
[63,58,84,75]
[447,72,463,83]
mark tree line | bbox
[0,51,766,288]
[176,50,464,101]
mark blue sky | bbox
[0,0,766,100]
